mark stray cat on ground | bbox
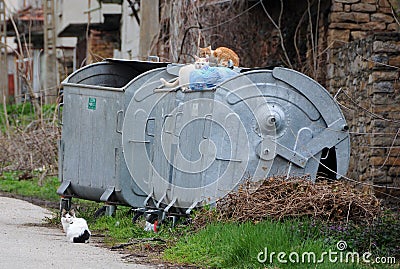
[61,209,91,243]
[199,46,240,67]
[159,55,209,91]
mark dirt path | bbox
[0,196,154,269]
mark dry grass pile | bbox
[0,124,60,175]
[194,176,381,228]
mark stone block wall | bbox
[325,0,400,205]
[327,0,399,48]
[326,32,400,205]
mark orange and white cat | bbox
[199,46,240,67]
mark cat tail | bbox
[159,77,179,88]
[72,230,91,243]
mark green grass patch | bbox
[90,208,150,245]
[321,213,400,262]
[89,208,190,247]
[164,219,395,268]
[0,103,58,132]
[0,171,60,202]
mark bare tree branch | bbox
[260,0,293,69]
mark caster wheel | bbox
[132,211,144,224]
[94,206,107,218]
[60,197,71,216]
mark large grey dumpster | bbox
[58,60,350,218]
[121,66,350,213]
[57,59,171,209]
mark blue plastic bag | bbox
[189,67,238,90]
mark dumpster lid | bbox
[63,58,171,89]
[104,58,169,73]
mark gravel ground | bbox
[0,196,154,269]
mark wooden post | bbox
[43,0,58,104]
[139,0,159,60]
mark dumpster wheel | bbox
[131,211,158,225]
[94,206,107,218]
[59,197,71,216]
[94,205,117,217]
[131,211,144,224]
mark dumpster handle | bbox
[162,114,173,134]
[116,110,124,134]
[146,118,156,137]
[57,102,64,126]
[202,114,212,139]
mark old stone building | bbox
[326,0,400,205]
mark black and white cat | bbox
[61,209,91,243]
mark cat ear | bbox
[207,45,212,50]
[205,55,209,62]
[194,55,199,61]
[69,208,75,216]
[61,209,67,215]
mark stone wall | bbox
[325,0,400,205]
[327,0,399,48]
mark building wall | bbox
[87,29,119,63]
[5,0,42,12]
[326,0,400,205]
[120,0,140,59]
[7,53,15,99]
[55,0,120,36]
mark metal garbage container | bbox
[58,60,350,220]
[121,66,351,214]
[57,59,171,212]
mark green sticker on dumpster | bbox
[88,97,96,110]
